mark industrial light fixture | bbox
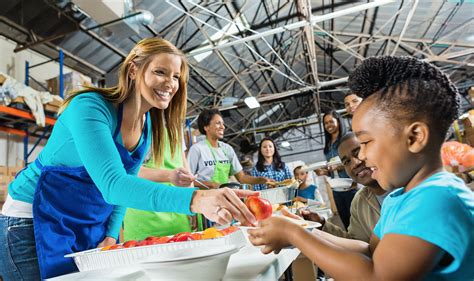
[281,141,290,148]
[244,96,260,109]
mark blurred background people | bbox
[317,109,357,229]
[344,93,363,116]
[251,137,292,191]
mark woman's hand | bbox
[97,236,117,248]
[247,217,297,254]
[190,188,259,226]
[169,168,196,187]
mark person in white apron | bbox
[187,109,272,190]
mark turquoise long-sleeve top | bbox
[8,93,196,238]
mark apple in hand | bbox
[245,196,272,221]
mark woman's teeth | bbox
[155,90,170,98]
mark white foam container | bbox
[260,182,299,204]
[65,229,246,272]
[139,245,239,280]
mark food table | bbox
[49,241,300,280]
[224,244,300,280]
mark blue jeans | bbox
[0,215,40,281]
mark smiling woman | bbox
[0,38,259,280]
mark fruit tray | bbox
[65,228,246,272]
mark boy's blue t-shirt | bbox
[8,93,196,238]
[374,172,474,280]
[297,184,317,200]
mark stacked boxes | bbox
[0,167,8,208]
[0,163,24,208]
[46,71,92,98]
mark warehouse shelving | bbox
[0,50,64,166]
[0,104,56,165]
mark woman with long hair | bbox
[0,38,257,280]
[319,109,357,229]
[251,137,292,191]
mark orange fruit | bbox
[101,245,113,251]
[201,227,224,239]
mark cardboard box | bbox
[0,74,6,85]
[12,96,61,113]
[461,110,474,146]
[46,72,92,97]
[0,166,10,208]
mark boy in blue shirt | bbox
[248,56,473,280]
[293,165,320,203]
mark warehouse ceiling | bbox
[0,0,473,150]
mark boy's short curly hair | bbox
[348,56,460,140]
[197,108,221,135]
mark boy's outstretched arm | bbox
[248,217,442,281]
[313,228,369,254]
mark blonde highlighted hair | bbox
[60,38,189,167]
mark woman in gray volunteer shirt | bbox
[187,109,271,189]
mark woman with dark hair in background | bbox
[317,109,357,229]
[251,137,292,191]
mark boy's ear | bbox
[405,122,429,153]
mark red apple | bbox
[245,196,272,221]
[109,244,124,250]
[123,240,138,248]
[145,236,158,241]
[168,232,193,243]
[153,236,170,244]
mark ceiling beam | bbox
[332,31,474,49]
[185,0,394,56]
[390,0,419,55]
[297,0,319,86]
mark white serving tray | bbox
[65,229,246,272]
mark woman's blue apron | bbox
[32,103,149,279]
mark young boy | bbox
[293,165,321,203]
[248,56,473,280]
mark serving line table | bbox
[49,243,300,280]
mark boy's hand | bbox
[247,216,297,254]
[298,209,325,225]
